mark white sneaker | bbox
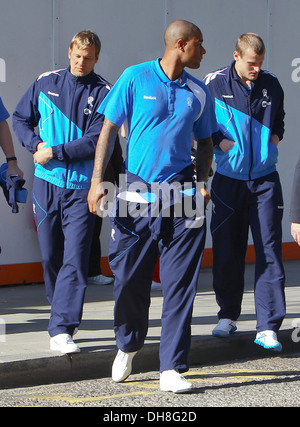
[112,349,137,382]
[254,330,282,352]
[50,333,80,354]
[212,319,237,337]
[87,274,114,285]
[160,370,194,394]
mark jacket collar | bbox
[67,67,97,84]
[229,60,262,88]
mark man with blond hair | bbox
[13,30,117,354]
[204,33,286,350]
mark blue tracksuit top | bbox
[203,62,285,180]
[98,59,217,183]
[13,68,111,189]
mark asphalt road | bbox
[1,354,300,408]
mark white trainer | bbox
[50,333,80,354]
[212,319,237,337]
[112,349,137,383]
[87,274,114,285]
[254,330,282,352]
[160,370,194,394]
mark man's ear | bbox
[233,50,240,61]
[177,38,187,52]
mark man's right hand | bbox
[88,180,106,215]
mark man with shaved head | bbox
[164,20,200,46]
[88,20,217,393]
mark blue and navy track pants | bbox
[211,171,286,332]
[32,177,95,337]
[109,168,206,373]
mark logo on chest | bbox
[262,89,272,108]
[84,96,94,115]
[187,97,193,108]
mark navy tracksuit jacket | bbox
[13,68,111,336]
[204,63,286,332]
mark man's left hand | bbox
[291,222,300,246]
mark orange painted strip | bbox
[0,262,44,286]
[201,242,300,268]
[0,242,299,286]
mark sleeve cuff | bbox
[52,144,64,161]
[212,130,224,147]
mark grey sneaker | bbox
[212,319,237,337]
[87,274,114,285]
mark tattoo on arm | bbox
[92,119,120,180]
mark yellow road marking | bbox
[3,368,283,404]
[186,369,276,382]
[23,390,157,404]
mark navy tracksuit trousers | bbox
[32,177,95,337]
[211,172,286,332]
[109,168,206,373]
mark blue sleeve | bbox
[193,85,218,140]
[12,81,43,154]
[97,68,132,127]
[52,111,105,161]
[0,97,10,122]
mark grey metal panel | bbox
[0,0,298,265]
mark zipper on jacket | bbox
[65,77,79,189]
[244,86,254,181]
[247,89,253,180]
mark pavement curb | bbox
[1,328,299,390]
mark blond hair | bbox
[70,30,101,56]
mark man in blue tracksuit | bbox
[204,33,286,350]
[88,20,217,393]
[13,30,115,354]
